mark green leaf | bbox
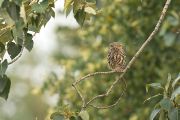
[171,87,180,100]
[149,109,160,120]
[43,11,52,26]
[24,33,33,51]
[0,59,8,76]
[0,42,5,59]
[0,17,4,23]
[0,0,4,7]
[74,9,86,26]
[172,75,180,89]
[48,0,54,7]
[28,11,52,32]
[159,110,166,120]
[73,0,81,15]
[159,98,173,111]
[12,18,25,42]
[13,0,23,6]
[66,5,72,17]
[0,75,7,92]
[64,0,73,16]
[0,24,14,43]
[50,112,64,120]
[168,108,178,120]
[0,42,5,53]
[70,116,77,120]
[163,32,176,47]
[31,0,49,13]
[84,6,96,15]
[0,75,11,100]
[49,8,55,18]
[20,3,27,24]
[144,93,162,103]
[79,110,89,120]
[0,29,13,43]
[146,83,163,92]
[0,8,15,25]
[167,16,179,26]
[6,2,20,22]
[70,116,82,120]
[7,42,22,59]
[165,73,172,92]
[64,0,73,10]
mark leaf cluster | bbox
[50,106,89,120]
[146,74,179,120]
[64,0,99,26]
[0,0,56,100]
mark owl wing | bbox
[115,50,126,67]
[107,48,116,69]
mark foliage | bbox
[64,0,98,26]
[0,0,56,100]
[146,74,179,120]
[50,106,89,120]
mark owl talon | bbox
[114,68,125,73]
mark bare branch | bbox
[73,71,117,85]
[72,84,86,110]
[88,91,125,109]
[72,71,118,110]
[86,77,127,109]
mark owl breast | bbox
[107,46,126,72]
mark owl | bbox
[107,42,126,72]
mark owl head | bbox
[109,42,124,49]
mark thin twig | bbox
[85,77,127,106]
[8,31,25,65]
[88,91,125,109]
[87,77,127,109]
[73,71,117,85]
[72,71,117,110]
[73,0,172,110]
[72,84,86,111]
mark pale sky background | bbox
[31,0,78,85]
[34,0,78,54]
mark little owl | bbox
[107,42,126,72]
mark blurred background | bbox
[0,0,179,120]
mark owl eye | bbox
[110,44,114,47]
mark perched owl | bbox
[107,42,126,72]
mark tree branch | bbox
[73,71,117,86]
[103,0,172,99]
[87,77,127,109]
[72,71,118,110]
[72,0,172,110]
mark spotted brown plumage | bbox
[107,42,126,72]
